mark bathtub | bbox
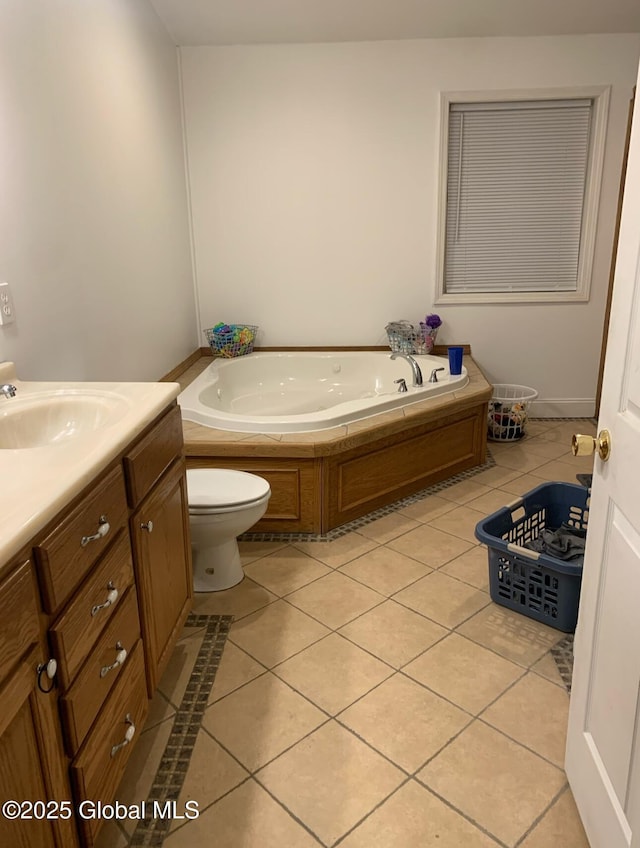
[178,351,468,433]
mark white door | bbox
[565,69,640,845]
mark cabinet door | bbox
[130,459,193,694]
[0,561,78,848]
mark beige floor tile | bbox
[286,571,384,629]
[339,546,432,596]
[394,571,489,629]
[208,641,266,704]
[340,674,470,772]
[144,689,175,729]
[94,821,129,848]
[531,651,568,689]
[439,545,489,590]
[164,779,320,848]
[437,478,495,505]
[457,604,562,667]
[243,547,332,596]
[356,512,422,543]
[239,539,289,565]
[273,633,393,714]
[472,464,523,487]
[404,633,523,714]
[169,730,249,831]
[428,504,487,543]
[339,600,447,668]
[387,524,474,567]
[229,600,329,667]
[291,531,378,567]
[396,494,457,522]
[339,780,501,848]
[466,488,521,516]
[158,631,205,708]
[482,673,569,767]
[202,672,326,771]
[520,436,574,461]
[418,721,566,846]
[257,722,404,846]
[116,718,173,835]
[520,787,589,848]
[192,577,277,620]
[529,459,592,484]
[490,446,549,473]
[499,473,551,497]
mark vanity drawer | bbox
[34,464,129,613]
[60,588,141,755]
[71,640,148,847]
[123,404,183,508]
[49,531,135,690]
[0,561,40,687]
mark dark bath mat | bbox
[551,633,574,694]
[129,613,233,847]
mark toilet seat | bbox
[187,468,271,512]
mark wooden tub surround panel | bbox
[182,353,491,534]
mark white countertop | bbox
[0,362,180,567]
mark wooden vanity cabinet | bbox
[0,560,79,848]
[0,400,192,848]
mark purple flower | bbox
[425,313,442,329]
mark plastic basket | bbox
[385,320,437,355]
[204,324,258,358]
[475,482,589,632]
[488,384,538,442]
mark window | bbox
[436,88,609,303]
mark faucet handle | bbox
[394,378,408,393]
[428,368,445,383]
[1,383,17,398]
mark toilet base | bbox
[192,538,244,592]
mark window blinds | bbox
[444,99,593,294]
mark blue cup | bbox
[448,346,464,375]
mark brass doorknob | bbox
[572,430,611,462]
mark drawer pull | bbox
[110,713,136,758]
[100,642,128,678]
[36,658,58,693]
[81,515,110,547]
[140,520,154,533]
[91,581,118,617]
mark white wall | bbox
[0,0,197,381]
[181,35,640,415]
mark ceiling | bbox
[149,0,640,46]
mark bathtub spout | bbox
[390,353,423,387]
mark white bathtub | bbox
[178,351,468,433]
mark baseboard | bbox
[529,399,596,419]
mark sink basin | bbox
[0,391,131,449]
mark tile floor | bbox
[102,419,596,848]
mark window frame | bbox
[434,86,611,305]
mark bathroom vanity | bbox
[0,366,192,848]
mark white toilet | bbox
[186,468,271,592]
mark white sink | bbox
[0,391,132,449]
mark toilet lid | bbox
[187,468,271,509]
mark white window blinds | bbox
[444,99,593,294]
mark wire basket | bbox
[488,384,538,442]
[204,324,258,358]
[385,320,437,355]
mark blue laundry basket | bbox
[475,482,589,632]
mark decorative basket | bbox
[204,324,258,358]
[385,321,437,355]
[488,384,538,441]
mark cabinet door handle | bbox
[81,515,110,547]
[110,713,136,757]
[91,581,119,617]
[100,642,128,678]
[140,520,153,533]
[36,658,58,693]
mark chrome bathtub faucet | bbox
[0,384,17,398]
[389,353,423,387]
